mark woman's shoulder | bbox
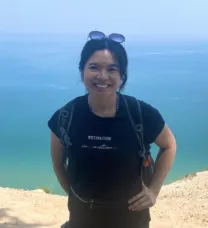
[138,99,161,115]
[133,97,164,124]
[47,95,86,138]
[138,99,165,145]
[122,93,165,144]
[53,94,87,113]
[121,93,161,116]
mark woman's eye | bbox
[89,66,98,70]
[109,67,118,72]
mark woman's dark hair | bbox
[79,39,128,91]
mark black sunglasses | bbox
[88,31,125,43]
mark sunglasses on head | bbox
[88,31,125,43]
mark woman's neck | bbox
[88,93,118,117]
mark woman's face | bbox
[82,49,121,98]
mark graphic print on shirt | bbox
[81,135,117,150]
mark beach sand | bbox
[0,171,207,228]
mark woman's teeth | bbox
[96,84,108,88]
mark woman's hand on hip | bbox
[128,181,157,212]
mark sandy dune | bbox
[0,171,208,228]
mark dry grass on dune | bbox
[0,171,208,228]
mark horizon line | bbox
[0,33,208,43]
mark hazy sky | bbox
[0,0,208,40]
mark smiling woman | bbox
[83,50,121,104]
[48,31,176,228]
[78,32,128,118]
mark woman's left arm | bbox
[148,123,177,197]
[128,123,177,211]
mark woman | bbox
[48,31,176,228]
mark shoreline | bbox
[2,169,207,197]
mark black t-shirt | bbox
[48,93,165,196]
[48,93,165,223]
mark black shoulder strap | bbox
[58,99,75,148]
[122,95,155,185]
[122,94,146,158]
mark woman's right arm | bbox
[50,131,70,195]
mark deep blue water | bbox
[0,36,208,195]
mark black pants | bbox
[63,221,149,228]
[64,221,149,228]
[67,194,150,228]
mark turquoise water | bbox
[0,36,208,195]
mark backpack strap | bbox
[58,100,75,148]
[122,94,154,185]
[57,99,76,166]
[122,95,146,158]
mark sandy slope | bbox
[0,171,207,228]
